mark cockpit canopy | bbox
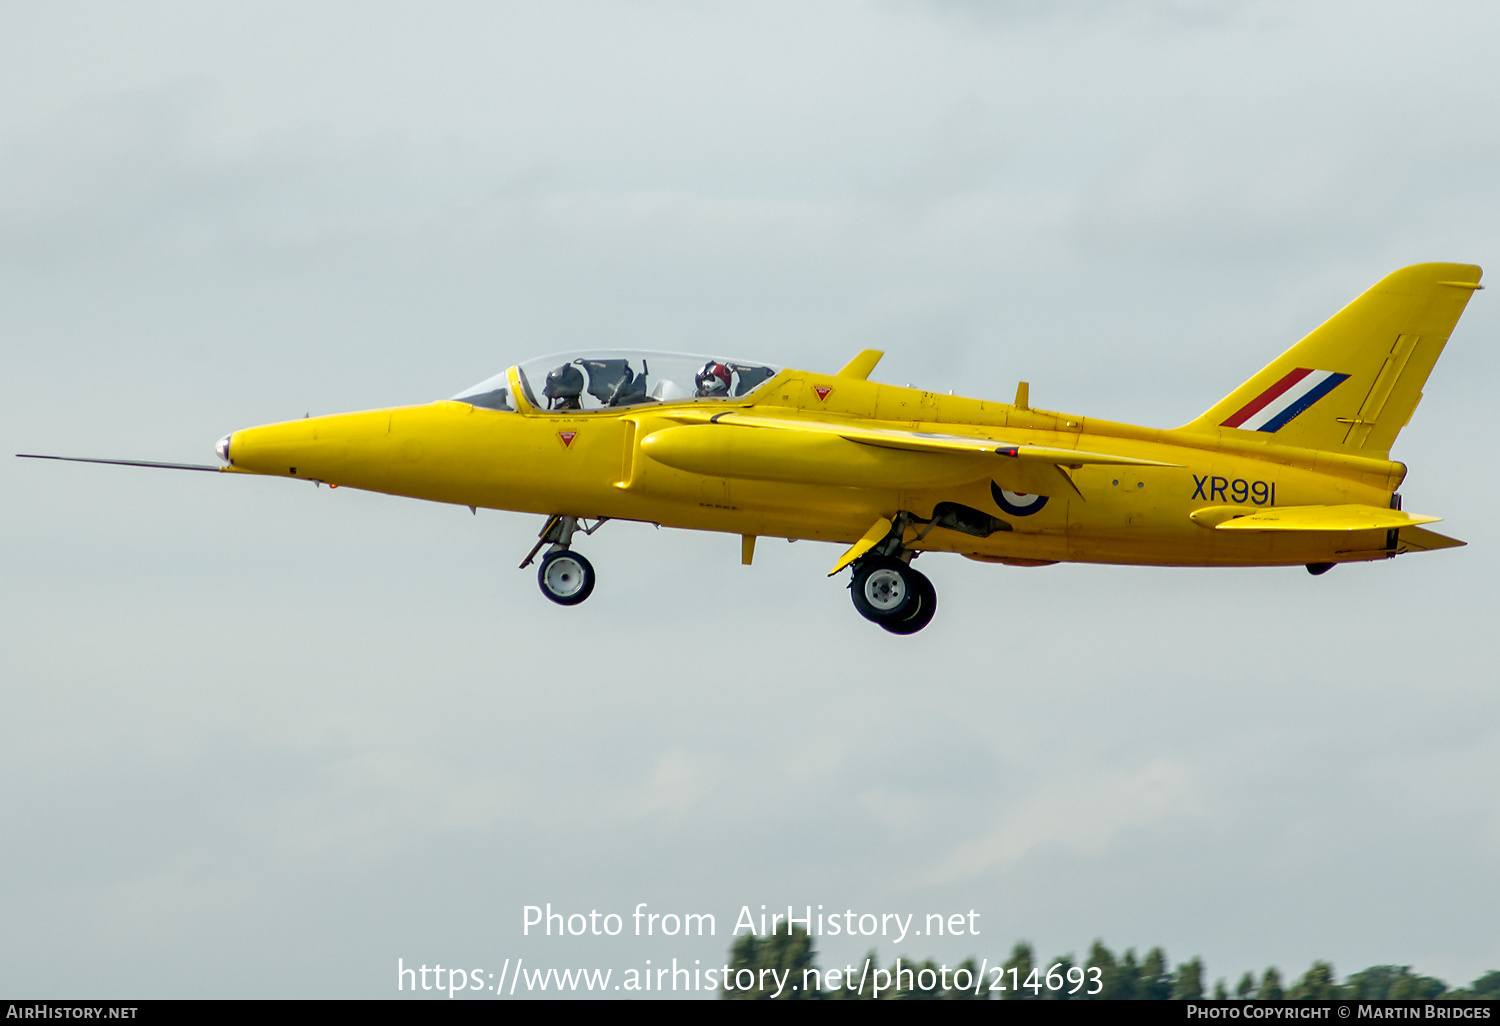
[452,350,781,413]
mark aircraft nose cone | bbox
[216,434,232,463]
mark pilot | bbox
[543,364,585,410]
[694,361,732,398]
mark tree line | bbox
[721,926,1500,1001]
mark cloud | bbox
[622,749,720,818]
[932,759,1203,882]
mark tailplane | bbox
[1182,263,1482,456]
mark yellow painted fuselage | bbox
[222,368,1404,569]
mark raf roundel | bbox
[991,480,1049,517]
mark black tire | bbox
[881,568,937,635]
[850,556,919,624]
[537,550,596,605]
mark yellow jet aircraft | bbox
[19,262,1481,635]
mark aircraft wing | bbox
[1207,504,1441,531]
[679,411,1178,468]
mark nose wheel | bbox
[520,514,608,606]
[850,554,937,634]
[537,549,595,605]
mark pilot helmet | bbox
[695,361,732,397]
[543,364,585,402]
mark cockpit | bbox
[451,350,782,413]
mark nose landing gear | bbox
[520,514,608,605]
[538,549,595,605]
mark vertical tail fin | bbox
[1182,263,1482,456]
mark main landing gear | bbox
[851,556,937,634]
[520,514,608,606]
[846,516,938,635]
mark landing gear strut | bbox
[521,514,607,605]
[847,515,938,634]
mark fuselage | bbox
[220,364,1404,570]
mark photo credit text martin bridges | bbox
[20,263,1482,635]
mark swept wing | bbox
[692,410,1177,468]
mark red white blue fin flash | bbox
[1221,368,1349,433]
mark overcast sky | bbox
[3,0,1498,999]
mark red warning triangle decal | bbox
[813,385,833,401]
[558,431,577,448]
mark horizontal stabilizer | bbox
[1394,526,1466,552]
[1207,504,1440,532]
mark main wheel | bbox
[850,556,919,625]
[881,568,936,635]
[537,550,595,605]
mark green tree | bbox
[1139,947,1171,999]
[948,958,988,1001]
[1467,971,1500,999]
[717,931,1494,1004]
[1172,957,1205,1000]
[887,957,939,1001]
[1387,969,1446,1000]
[885,956,988,1000]
[1287,961,1338,1000]
[1345,965,1446,1001]
[1256,967,1284,1000]
[1346,965,1401,1000]
[1041,955,1078,1000]
[1444,970,1500,1000]
[725,933,760,999]
[823,949,880,1000]
[1086,941,1118,1000]
[722,924,818,1000]
[1087,941,1143,999]
[1118,948,1141,1000]
[1000,941,1037,1000]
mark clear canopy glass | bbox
[450,371,515,411]
[452,350,781,413]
